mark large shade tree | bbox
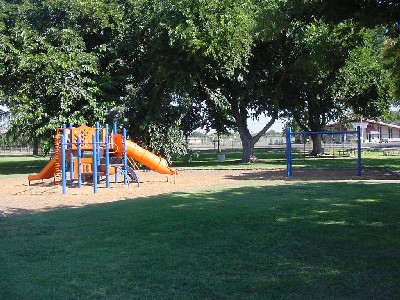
[127,0,280,163]
[0,0,126,152]
[314,0,400,100]
[317,0,400,99]
[1,0,398,159]
[129,0,397,159]
[279,21,395,155]
[111,0,199,160]
[256,1,397,155]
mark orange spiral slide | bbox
[113,134,178,175]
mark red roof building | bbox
[326,119,400,143]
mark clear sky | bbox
[247,115,285,134]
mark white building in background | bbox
[326,119,400,143]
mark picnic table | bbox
[338,147,370,156]
[382,148,400,156]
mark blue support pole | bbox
[286,127,292,177]
[92,134,98,193]
[357,126,362,176]
[77,136,82,188]
[95,121,100,141]
[123,128,128,185]
[61,127,67,194]
[114,166,118,183]
[113,122,118,135]
[285,128,361,178]
[105,124,110,188]
[95,122,101,168]
[69,123,74,186]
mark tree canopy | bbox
[255,0,398,154]
[0,0,126,152]
[0,0,398,159]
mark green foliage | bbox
[179,99,208,138]
[146,123,188,163]
[4,25,101,140]
[0,132,24,147]
[382,109,400,125]
[164,0,257,77]
[123,80,190,160]
[0,0,125,145]
[382,37,400,98]
[255,4,397,155]
[273,19,361,133]
[1,0,399,161]
[334,29,397,118]
[121,0,272,162]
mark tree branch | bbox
[252,111,277,142]
[293,112,309,132]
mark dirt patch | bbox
[1,168,399,216]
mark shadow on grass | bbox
[222,167,400,181]
[1,181,399,299]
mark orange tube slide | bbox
[113,134,178,175]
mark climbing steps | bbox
[117,165,139,187]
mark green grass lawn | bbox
[0,154,51,178]
[1,181,399,299]
[1,151,399,298]
[1,149,399,178]
[172,149,400,173]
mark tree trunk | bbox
[234,112,276,163]
[226,92,277,163]
[293,108,325,157]
[217,132,221,153]
[310,134,324,156]
[240,131,257,163]
[32,139,39,155]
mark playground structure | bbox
[285,126,362,177]
[28,123,178,194]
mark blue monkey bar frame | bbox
[285,126,362,177]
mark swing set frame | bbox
[285,126,362,177]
